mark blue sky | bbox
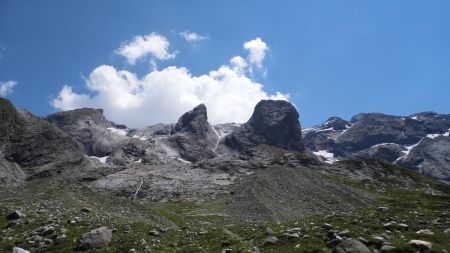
[1,0,450,127]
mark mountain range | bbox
[1,97,449,253]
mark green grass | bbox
[1,164,450,253]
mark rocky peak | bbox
[169,104,217,162]
[224,100,305,152]
[174,104,209,135]
[323,117,349,131]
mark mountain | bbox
[1,97,450,253]
[303,112,450,180]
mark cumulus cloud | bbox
[52,37,288,127]
[179,31,208,42]
[116,32,176,65]
[243,37,268,68]
[0,80,17,96]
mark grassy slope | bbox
[1,162,450,253]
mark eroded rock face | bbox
[169,104,218,162]
[397,136,450,180]
[224,100,305,152]
[0,98,84,178]
[46,108,117,156]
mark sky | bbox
[1,1,450,128]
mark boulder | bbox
[262,236,279,247]
[12,248,30,253]
[380,245,396,253]
[6,210,25,220]
[76,226,112,250]
[333,238,370,253]
[409,240,432,251]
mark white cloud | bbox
[243,37,268,68]
[0,80,17,96]
[179,31,208,43]
[116,32,176,65]
[52,37,288,127]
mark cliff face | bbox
[0,98,85,178]
[224,100,305,152]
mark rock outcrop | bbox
[46,108,117,156]
[0,98,84,179]
[397,135,450,180]
[224,100,305,152]
[168,104,218,162]
[46,108,152,166]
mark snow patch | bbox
[411,116,418,120]
[394,138,424,163]
[211,126,227,151]
[313,150,338,164]
[177,157,192,164]
[133,135,147,140]
[426,134,441,139]
[90,156,108,164]
[107,127,128,136]
[426,129,450,139]
[315,127,334,133]
[370,143,398,149]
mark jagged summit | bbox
[224,100,305,152]
[173,104,209,135]
[169,104,218,162]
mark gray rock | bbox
[283,232,300,238]
[76,226,112,250]
[6,210,25,220]
[45,108,115,156]
[168,104,217,162]
[148,229,160,236]
[80,208,91,213]
[416,229,434,235]
[380,245,396,253]
[357,237,368,245]
[409,239,432,251]
[265,227,274,236]
[262,236,279,247]
[398,136,450,180]
[338,229,350,236]
[12,247,30,253]
[224,100,305,153]
[334,238,371,253]
[322,223,334,230]
[0,98,85,179]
